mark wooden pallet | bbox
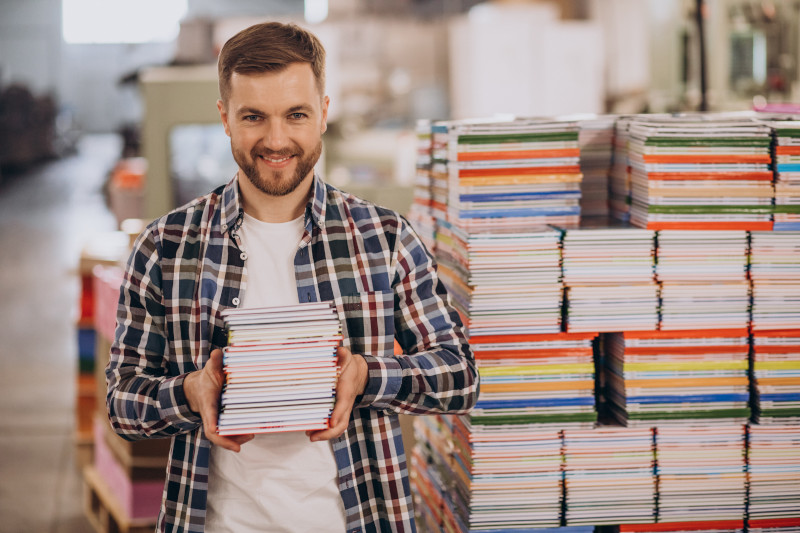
[83,465,157,533]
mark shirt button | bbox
[232,297,240,306]
[240,252,247,260]
[222,223,228,230]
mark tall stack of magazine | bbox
[609,115,634,222]
[217,302,341,435]
[752,330,800,424]
[656,230,750,330]
[626,117,773,230]
[748,424,800,526]
[562,427,656,525]
[769,119,800,230]
[561,227,657,333]
[408,119,437,253]
[654,425,747,524]
[602,330,751,428]
[443,118,584,231]
[750,231,800,330]
[578,115,615,217]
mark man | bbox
[107,22,478,533]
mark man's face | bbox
[217,63,329,197]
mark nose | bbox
[263,119,289,152]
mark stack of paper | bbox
[435,221,564,336]
[770,120,800,230]
[442,118,584,232]
[562,427,656,525]
[561,227,657,332]
[468,331,598,428]
[609,116,634,223]
[603,330,751,428]
[656,230,750,330]
[217,302,341,436]
[578,115,615,217]
[430,122,451,222]
[626,117,773,230]
[752,330,800,424]
[620,524,744,533]
[747,424,800,526]
[412,413,566,531]
[407,119,437,253]
[655,425,747,523]
[750,231,800,331]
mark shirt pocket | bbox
[332,291,395,358]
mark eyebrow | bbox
[235,104,314,117]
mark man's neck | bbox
[238,171,314,223]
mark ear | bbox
[217,99,231,137]
[320,95,330,135]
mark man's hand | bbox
[184,348,254,452]
[307,346,368,442]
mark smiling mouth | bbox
[259,154,293,163]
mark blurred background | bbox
[0,0,798,531]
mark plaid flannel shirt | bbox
[107,175,479,533]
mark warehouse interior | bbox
[1,0,799,532]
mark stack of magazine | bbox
[217,302,341,436]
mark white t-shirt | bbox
[205,212,346,533]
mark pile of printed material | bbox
[578,115,615,217]
[750,231,800,331]
[603,330,750,428]
[655,425,747,524]
[656,230,750,330]
[217,302,341,435]
[411,331,597,531]
[435,220,564,336]
[562,427,656,526]
[626,117,773,230]
[561,226,657,332]
[441,118,584,231]
[770,119,800,230]
[752,330,800,424]
[407,119,437,252]
[748,424,800,527]
[463,332,597,529]
[609,115,634,222]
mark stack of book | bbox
[442,118,584,231]
[656,230,750,330]
[562,427,656,526]
[750,231,800,331]
[752,330,800,424]
[430,122,451,222]
[578,115,616,217]
[602,330,751,427]
[217,302,341,435]
[561,227,657,333]
[770,119,800,230]
[609,115,634,222]
[408,119,437,252]
[655,425,747,524]
[626,117,773,230]
[747,424,800,527]
[468,331,598,429]
[435,221,564,336]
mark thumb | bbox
[207,348,224,373]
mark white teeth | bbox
[261,155,291,163]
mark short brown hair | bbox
[217,22,326,103]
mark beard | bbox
[234,139,322,197]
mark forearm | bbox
[106,345,201,440]
[358,341,479,415]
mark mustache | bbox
[251,147,297,159]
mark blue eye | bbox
[290,113,307,120]
[243,115,260,122]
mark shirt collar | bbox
[219,173,327,234]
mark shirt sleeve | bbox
[106,225,201,440]
[357,216,480,414]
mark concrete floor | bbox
[0,135,120,533]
